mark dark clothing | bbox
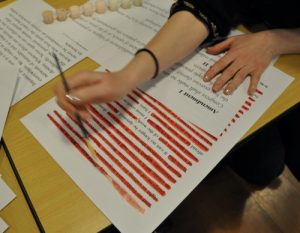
[229,106,300,185]
[278,105,300,180]
[170,0,300,42]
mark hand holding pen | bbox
[54,70,139,120]
[53,53,99,159]
[53,53,89,136]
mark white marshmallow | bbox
[95,0,107,14]
[42,10,54,24]
[121,0,132,9]
[108,0,120,11]
[56,8,69,22]
[82,2,94,16]
[69,5,81,19]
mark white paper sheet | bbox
[22,60,293,233]
[0,176,16,210]
[0,218,8,233]
[0,0,92,104]
[0,0,172,104]
[0,65,18,138]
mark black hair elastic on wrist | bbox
[135,48,159,79]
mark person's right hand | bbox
[54,70,137,119]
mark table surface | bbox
[0,147,40,233]
[1,0,300,232]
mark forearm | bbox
[268,28,300,55]
[123,11,209,87]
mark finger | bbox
[65,72,104,106]
[54,79,68,98]
[71,83,113,105]
[66,109,92,121]
[203,55,234,82]
[223,68,249,95]
[76,109,92,120]
[248,70,263,95]
[211,63,240,92]
[206,37,235,55]
[54,71,102,108]
[55,95,78,116]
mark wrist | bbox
[121,50,159,87]
[135,49,159,80]
[259,30,279,57]
[264,29,300,56]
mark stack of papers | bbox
[0,65,18,232]
[0,175,16,210]
[0,65,18,138]
[0,218,8,233]
[0,175,16,233]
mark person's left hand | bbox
[203,31,276,95]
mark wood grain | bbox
[0,148,40,233]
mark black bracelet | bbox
[135,48,159,79]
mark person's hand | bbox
[203,31,276,95]
[54,70,137,119]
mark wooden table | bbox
[1,0,300,232]
[0,146,40,233]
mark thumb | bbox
[206,37,234,55]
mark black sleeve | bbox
[170,0,243,44]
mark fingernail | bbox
[66,94,81,102]
[224,88,231,95]
[203,75,209,82]
[212,86,218,93]
[250,87,256,96]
